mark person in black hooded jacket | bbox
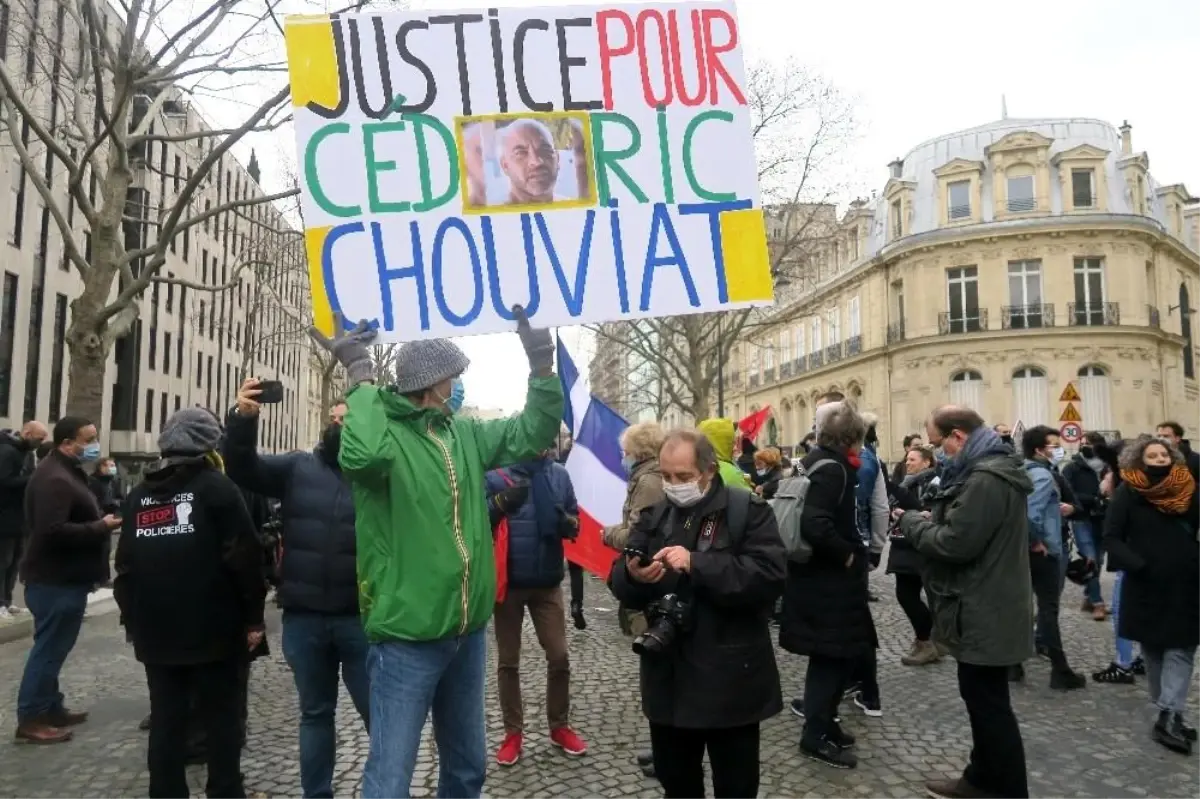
[115,408,265,799]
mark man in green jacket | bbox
[309,306,562,799]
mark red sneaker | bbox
[496,732,523,766]
[550,726,588,756]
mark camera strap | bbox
[697,517,718,552]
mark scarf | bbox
[1119,465,1194,515]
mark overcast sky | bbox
[252,0,1199,414]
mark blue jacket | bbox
[1023,459,1062,557]
[222,410,359,615]
[487,457,578,590]
[855,445,880,546]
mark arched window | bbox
[949,370,985,415]
[766,416,779,446]
[1012,367,1049,427]
[1076,365,1112,432]
[1181,283,1194,380]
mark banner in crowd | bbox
[558,339,625,577]
[285,1,772,341]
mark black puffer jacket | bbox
[0,431,37,539]
[778,446,878,660]
[222,411,358,615]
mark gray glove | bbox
[307,314,377,387]
[513,305,554,375]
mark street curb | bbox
[0,591,120,647]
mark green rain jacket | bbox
[339,375,564,642]
[698,417,752,489]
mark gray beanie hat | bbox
[392,339,470,394]
[159,407,224,456]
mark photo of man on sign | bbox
[459,114,595,211]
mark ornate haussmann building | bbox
[731,118,1199,460]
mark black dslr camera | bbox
[632,593,691,656]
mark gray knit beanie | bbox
[392,339,470,394]
[159,407,224,456]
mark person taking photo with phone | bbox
[14,416,120,745]
[221,379,369,799]
[114,408,266,798]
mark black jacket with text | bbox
[114,458,266,665]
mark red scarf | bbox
[847,449,862,469]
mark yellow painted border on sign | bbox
[305,226,335,337]
[284,15,340,110]
[456,111,598,215]
[719,208,773,303]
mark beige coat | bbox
[602,459,665,551]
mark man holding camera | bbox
[222,381,368,799]
[609,429,786,798]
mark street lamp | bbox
[716,272,792,418]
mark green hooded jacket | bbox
[339,375,563,642]
[698,417,752,489]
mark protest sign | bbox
[285,1,772,340]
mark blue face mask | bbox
[80,442,102,463]
[441,378,465,415]
[621,454,637,474]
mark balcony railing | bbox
[779,362,793,379]
[793,356,807,374]
[846,335,863,357]
[1002,304,1054,330]
[727,370,740,387]
[1068,301,1120,327]
[825,342,844,363]
[809,350,824,368]
[1007,197,1036,212]
[1071,193,1098,209]
[887,321,905,344]
[748,374,760,389]
[938,309,988,335]
[948,204,971,221]
[1148,305,1161,329]
[763,367,776,384]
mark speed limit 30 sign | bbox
[1059,422,1083,444]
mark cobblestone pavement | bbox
[1,569,1197,797]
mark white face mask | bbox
[1049,446,1065,464]
[664,480,705,507]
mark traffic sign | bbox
[1060,422,1083,443]
[1059,403,1082,423]
[1059,383,1082,402]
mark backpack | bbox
[769,460,847,565]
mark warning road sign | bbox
[1060,422,1083,443]
[1059,403,1082,423]
[1059,383,1082,402]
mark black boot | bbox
[1153,710,1192,754]
[1050,668,1087,691]
[635,750,653,767]
[571,601,587,631]
[1179,715,1198,743]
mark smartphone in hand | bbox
[257,380,284,404]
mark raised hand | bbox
[307,313,377,386]
[512,305,554,376]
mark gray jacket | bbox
[898,452,1034,667]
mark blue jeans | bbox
[17,583,89,723]
[1111,572,1136,669]
[1072,521,1104,605]
[361,627,487,799]
[281,611,371,799]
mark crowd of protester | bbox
[2,308,1196,799]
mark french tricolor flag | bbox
[558,338,627,577]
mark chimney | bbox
[247,149,261,184]
[1119,121,1132,156]
[888,158,904,179]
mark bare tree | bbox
[0,0,400,424]
[590,60,857,421]
[369,343,399,385]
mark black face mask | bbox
[35,442,53,459]
[320,424,342,465]
[1001,435,1014,446]
[1145,464,1172,479]
[1080,445,1094,459]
